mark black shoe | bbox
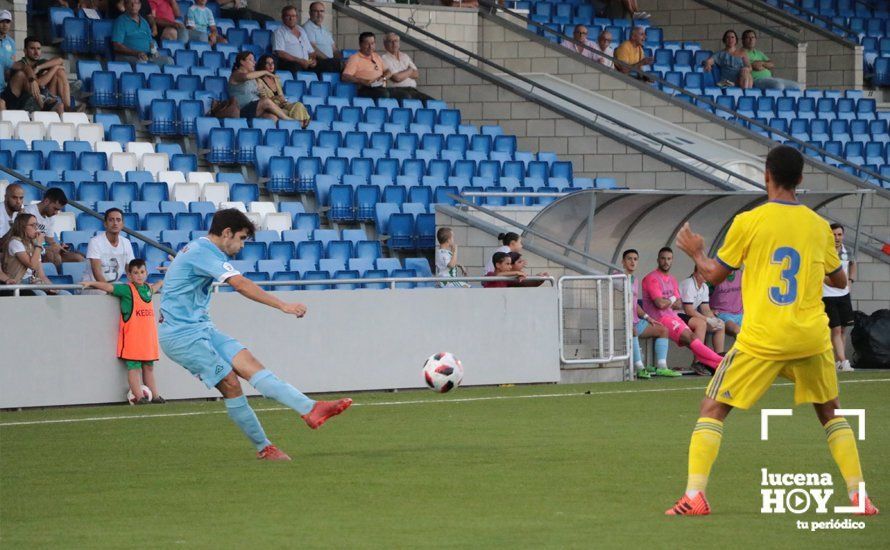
[136,397,151,405]
[151,395,166,404]
[690,362,713,376]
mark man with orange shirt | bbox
[341,31,391,99]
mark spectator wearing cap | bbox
[341,32,391,99]
[0,10,15,106]
[381,32,429,101]
[302,2,342,74]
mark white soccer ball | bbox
[127,385,153,404]
[422,352,463,393]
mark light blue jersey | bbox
[159,237,240,339]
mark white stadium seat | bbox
[109,152,138,173]
[245,211,263,228]
[15,122,45,145]
[140,153,169,176]
[61,112,90,126]
[0,121,13,139]
[126,141,155,161]
[220,201,247,213]
[248,201,277,216]
[0,110,29,126]
[52,212,77,238]
[172,182,201,203]
[46,123,77,145]
[32,111,62,128]
[262,212,292,233]
[200,183,229,207]
[187,171,215,188]
[96,140,123,159]
[158,171,187,194]
[75,124,104,147]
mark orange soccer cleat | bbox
[852,492,879,516]
[257,444,292,461]
[302,398,353,430]
[665,492,711,516]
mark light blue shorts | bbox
[635,318,650,335]
[716,312,743,327]
[160,327,246,389]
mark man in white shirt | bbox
[0,183,23,237]
[273,5,316,73]
[22,187,84,270]
[679,266,725,354]
[822,223,856,372]
[302,1,342,74]
[381,32,429,101]
[81,207,135,294]
[592,29,616,69]
[560,25,598,61]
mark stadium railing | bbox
[476,0,890,189]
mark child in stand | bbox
[82,259,166,404]
[435,227,469,288]
[186,0,227,45]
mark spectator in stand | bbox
[561,25,598,61]
[484,231,522,274]
[1,37,65,115]
[303,2,342,74]
[112,0,173,65]
[482,251,527,288]
[148,0,185,42]
[228,51,296,121]
[614,26,653,80]
[273,5,317,73]
[0,183,23,238]
[622,248,675,379]
[342,32,392,99]
[218,0,272,24]
[108,0,157,33]
[592,29,615,69]
[435,227,469,288]
[641,247,725,375]
[679,265,726,356]
[708,268,742,337]
[81,208,136,295]
[255,55,310,127]
[1,213,57,295]
[507,251,549,287]
[702,29,752,89]
[440,0,479,7]
[0,183,24,285]
[0,10,15,103]
[186,0,227,46]
[381,32,429,101]
[601,0,650,20]
[741,29,801,91]
[82,259,166,404]
[823,223,856,373]
[22,187,85,270]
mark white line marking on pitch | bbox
[1,378,887,428]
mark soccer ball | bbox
[422,352,463,393]
[127,385,153,404]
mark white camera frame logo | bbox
[760,409,866,515]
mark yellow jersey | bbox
[716,200,841,360]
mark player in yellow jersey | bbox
[665,145,878,516]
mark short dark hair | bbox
[127,258,147,272]
[498,232,520,246]
[508,251,522,263]
[104,207,124,221]
[24,36,40,49]
[281,4,297,16]
[765,145,804,190]
[208,208,256,239]
[658,246,673,255]
[43,187,68,205]
[829,222,844,232]
[622,248,639,259]
[742,29,756,39]
[359,32,375,45]
[492,251,510,266]
[436,227,453,244]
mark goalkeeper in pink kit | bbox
[641,247,724,373]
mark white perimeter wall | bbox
[0,288,560,408]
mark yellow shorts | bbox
[706,347,838,410]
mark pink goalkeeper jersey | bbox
[641,270,681,321]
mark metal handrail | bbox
[335,0,765,192]
[760,0,860,40]
[0,165,177,256]
[479,0,890,187]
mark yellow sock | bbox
[686,418,723,494]
[824,417,864,495]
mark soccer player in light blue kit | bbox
[159,209,352,460]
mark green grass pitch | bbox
[2,372,887,548]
